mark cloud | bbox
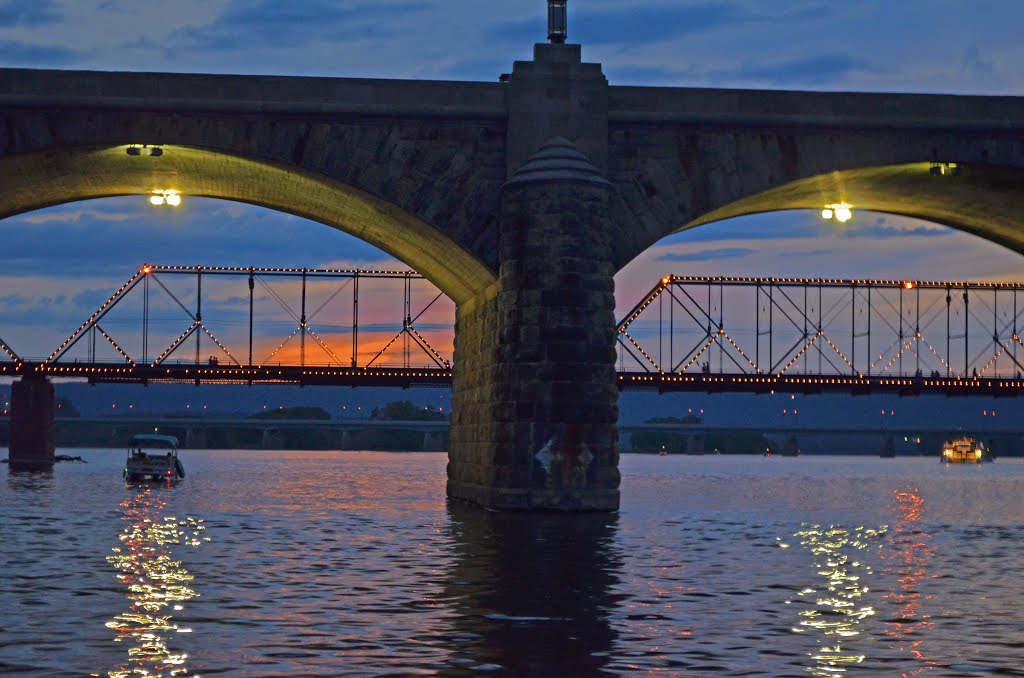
[175,0,429,53]
[0,0,61,26]
[0,39,76,66]
[963,46,995,77]
[721,52,882,87]
[602,64,694,86]
[656,247,758,263]
[850,223,951,240]
[0,198,396,279]
[20,206,139,225]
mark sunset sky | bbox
[2,1,1024,366]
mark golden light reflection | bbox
[104,487,208,677]
[787,523,887,676]
[880,487,939,675]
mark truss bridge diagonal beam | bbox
[617,276,1024,388]
[35,264,454,373]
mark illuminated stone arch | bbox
[0,105,505,303]
[678,163,1024,256]
[607,121,1024,272]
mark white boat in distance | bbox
[124,433,185,482]
[940,436,992,464]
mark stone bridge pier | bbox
[262,428,285,450]
[422,430,446,452]
[448,43,620,511]
[8,373,56,470]
[185,427,208,450]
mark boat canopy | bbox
[129,433,179,448]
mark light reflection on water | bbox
[1,451,1024,676]
[102,486,207,678]
[880,486,940,676]
[788,523,886,675]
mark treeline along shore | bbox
[4,402,1022,455]
[0,401,450,452]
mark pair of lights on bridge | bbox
[930,162,961,176]
[149,189,182,207]
[126,144,163,157]
[821,203,853,223]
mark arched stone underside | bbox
[683,163,1024,255]
[607,125,1024,270]
[0,145,496,303]
[0,101,508,302]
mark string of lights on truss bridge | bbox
[614,273,1024,395]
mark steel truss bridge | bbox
[0,265,454,388]
[616,275,1024,396]
[3,267,1024,396]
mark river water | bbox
[1,451,1022,677]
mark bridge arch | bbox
[0,143,496,304]
[680,162,1024,256]
[608,109,1024,272]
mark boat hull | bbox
[940,436,991,464]
[124,456,185,482]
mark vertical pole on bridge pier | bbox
[866,284,872,377]
[899,285,904,376]
[946,287,952,377]
[195,268,202,364]
[818,284,823,374]
[802,283,807,375]
[248,268,254,367]
[143,270,149,363]
[916,285,920,376]
[669,278,674,371]
[718,282,724,373]
[404,272,412,368]
[351,271,359,367]
[755,283,760,372]
[964,287,969,377]
[300,268,307,368]
[850,283,856,376]
[993,287,999,377]
[768,283,773,373]
[658,284,663,369]
[705,281,710,370]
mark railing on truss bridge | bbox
[615,275,1024,395]
[25,264,454,375]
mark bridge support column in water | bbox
[185,427,207,450]
[448,133,620,510]
[422,431,446,452]
[8,372,55,471]
[261,429,285,450]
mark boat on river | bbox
[940,436,991,464]
[124,433,185,482]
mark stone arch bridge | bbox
[4,40,1024,510]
